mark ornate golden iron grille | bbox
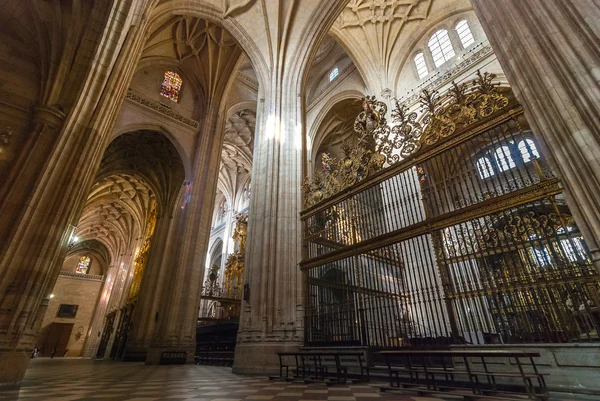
[301,73,600,347]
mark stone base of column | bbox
[233,342,302,375]
[0,350,30,388]
[145,345,195,365]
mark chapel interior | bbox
[1,1,600,400]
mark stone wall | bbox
[452,344,600,397]
[36,275,103,357]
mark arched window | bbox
[160,71,182,102]
[428,29,455,67]
[518,139,540,163]
[414,52,428,79]
[455,20,475,48]
[494,145,516,172]
[329,67,339,81]
[75,256,91,274]
[476,157,494,179]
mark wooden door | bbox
[43,323,74,357]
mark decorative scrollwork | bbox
[302,71,511,208]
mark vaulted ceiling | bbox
[142,16,243,111]
[313,98,362,164]
[75,131,185,260]
[330,0,473,92]
[218,109,256,206]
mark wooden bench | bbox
[195,350,235,366]
[159,351,188,365]
[379,350,548,401]
[271,351,368,385]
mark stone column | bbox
[470,0,600,263]
[220,0,350,375]
[145,104,228,364]
[121,213,179,360]
[81,262,116,358]
[0,1,152,386]
[233,82,306,374]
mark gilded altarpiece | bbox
[128,203,158,300]
[200,213,247,320]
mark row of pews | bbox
[271,349,549,401]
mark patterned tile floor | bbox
[0,359,440,401]
[0,359,582,401]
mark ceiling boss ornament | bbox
[339,0,432,28]
[302,71,511,208]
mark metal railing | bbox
[301,74,600,348]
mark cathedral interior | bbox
[1,0,600,400]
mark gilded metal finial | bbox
[302,70,513,208]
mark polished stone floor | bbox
[0,359,583,401]
[0,359,438,401]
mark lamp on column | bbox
[67,224,79,248]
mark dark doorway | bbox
[42,323,74,357]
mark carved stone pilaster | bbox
[471,0,600,272]
[233,86,304,375]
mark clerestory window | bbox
[455,20,475,48]
[160,71,183,102]
[428,29,455,67]
[414,52,428,79]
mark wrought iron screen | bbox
[301,73,600,347]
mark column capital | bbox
[32,105,66,129]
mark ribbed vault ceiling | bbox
[75,131,185,261]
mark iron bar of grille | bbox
[302,111,600,347]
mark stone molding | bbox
[125,89,200,129]
[58,271,104,281]
[33,105,66,128]
[236,73,259,92]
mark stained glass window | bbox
[455,20,475,48]
[75,256,91,274]
[160,71,182,102]
[428,29,455,67]
[414,52,428,79]
[329,67,339,81]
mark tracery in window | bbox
[476,157,494,179]
[518,139,540,163]
[494,145,516,172]
[414,52,428,79]
[428,29,455,68]
[75,256,91,274]
[159,71,182,102]
[329,67,339,81]
[455,20,475,48]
